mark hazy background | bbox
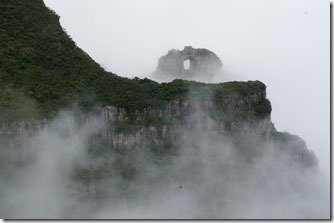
[43,0,330,179]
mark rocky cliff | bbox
[0,1,327,218]
[0,80,317,169]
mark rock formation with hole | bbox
[153,46,223,80]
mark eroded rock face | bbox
[0,91,318,169]
[154,46,223,80]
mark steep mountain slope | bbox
[0,0,183,115]
[0,0,328,219]
[0,0,268,119]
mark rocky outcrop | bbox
[154,46,222,79]
[271,132,319,168]
[0,85,318,169]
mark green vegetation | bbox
[0,0,272,191]
[0,0,105,115]
[0,0,187,116]
[72,143,177,191]
[212,80,266,97]
[0,86,39,122]
[0,0,271,122]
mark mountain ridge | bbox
[0,0,318,169]
[0,0,270,118]
[0,0,327,219]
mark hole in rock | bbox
[183,59,190,70]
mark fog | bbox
[0,107,329,219]
[43,0,330,181]
[0,0,329,219]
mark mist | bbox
[43,0,330,180]
[0,104,329,219]
[0,0,329,219]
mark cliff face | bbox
[0,83,317,169]
[0,1,328,219]
[0,86,268,147]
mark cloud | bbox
[43,0,330,180]
[0,104,328,219]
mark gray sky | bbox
[43,0,330,178]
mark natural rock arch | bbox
[154,46,223,79]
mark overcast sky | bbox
[43,0,330,178]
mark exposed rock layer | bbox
[0,86,318,169]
